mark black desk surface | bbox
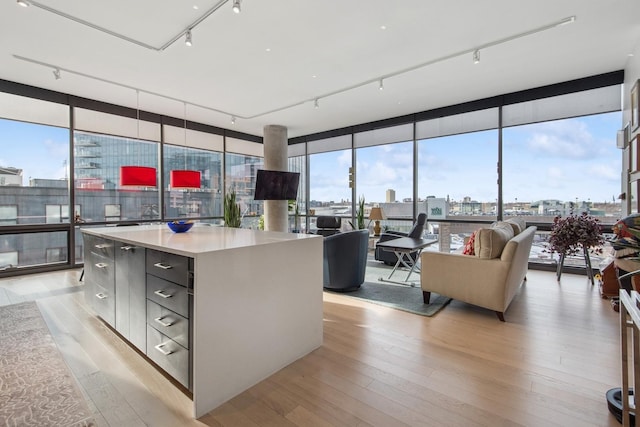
[376,237,438,251]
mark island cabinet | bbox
[83,234,116,327]
[114,242,146,352]
[81,225,323,418]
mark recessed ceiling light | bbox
[380,25,387,30]
[629,53,635,57]
[312,75,317,78]
[265,48,271,52]
[17,0,30,7]
[193,5,199,10]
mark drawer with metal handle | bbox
[85,254,115,291]
[92,282,115,327]
[146,299,189,349]
[84,234,115,260]
[146,249,191,287]
[146,325,190,389]
[146,274,189,318]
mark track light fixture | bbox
[314,98,319,109]
[53,68,61,80]
[185,30,193,47]
[473,49,480,64]
[557,16,576,26]
[16,0,30,7]
[231,116,236,125]
[232,0,241,14]
[379,79,384,91]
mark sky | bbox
[0,119,69,183]
[0,111,623,206]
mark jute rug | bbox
[0,301,95,426]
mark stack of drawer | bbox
[83,234,116,327]
[145,249,193,389]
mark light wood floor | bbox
[0,268,623,426]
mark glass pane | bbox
[0,231,67,269]
[288,156,306,232]
[309,150,351,219]
[225,153,263,226]
[502,112,622,226]
[0,118,70,225]
[164,144,223,219]
[417,130,499,221]
[74,131,160,223]
[356,141,413,227]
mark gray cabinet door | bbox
[115,243,146,352]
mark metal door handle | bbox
[154,343,173,356]
[94,243,110,249]
[120,245,135,251]
[95,293,107,299]
[153,262,173,270]
[154,316,173,327]
[95,262,108,269]
[154,290,172,299]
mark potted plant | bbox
[224,188,242,228]
[349,195,370,230]
[547,211,604,281]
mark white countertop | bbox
[82,224,321,257]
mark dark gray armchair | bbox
[374,213,427,265]
[323,229,369,292]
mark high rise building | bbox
[386,189,396,203]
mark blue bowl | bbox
[167,221,194,233]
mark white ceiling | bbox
[1,0,639,139]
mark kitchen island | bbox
[81,224,323,418]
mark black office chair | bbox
[374,213,427,265]
[323,229,369,292]
[315,216,342,237]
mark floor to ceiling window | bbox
[225,153,263,228]
[309,146,352,232]
[74,131,160,223]
[0,92,71,271]
[288,153,306,232]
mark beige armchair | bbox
[421,222,536,321]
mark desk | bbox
[377,237,438,286]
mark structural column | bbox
[263,124,288,232]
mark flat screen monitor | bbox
[254,169,300,200]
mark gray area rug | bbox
[0,301,95,426]
[328,258,451,317]
[329,281,451,317]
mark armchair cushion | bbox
[475,222,514,259]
